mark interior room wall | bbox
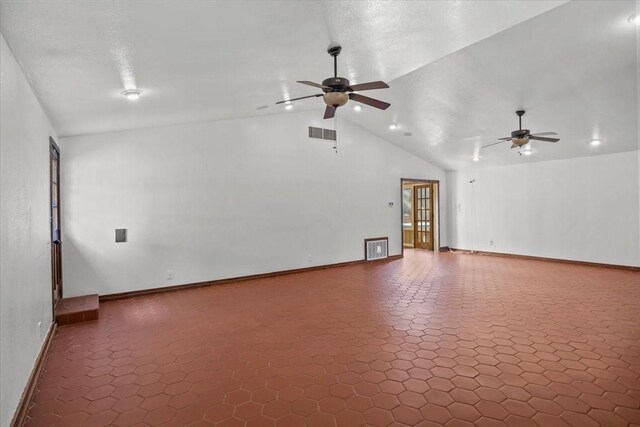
[59,111,448,297]
[447,151,640,267]
[0,34,58,427]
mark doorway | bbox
[401,179,439,253]
[50,138,63,313]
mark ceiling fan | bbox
[482,110,559,150]
[276,45,390,119]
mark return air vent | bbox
[365,237,388,261]
[309,126,323,139]
[308,126,337,141]
[323,129,337,141]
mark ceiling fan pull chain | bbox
[333,118,338,154]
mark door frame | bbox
[49,137,63,318]
[400,178,440,257]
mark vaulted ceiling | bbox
[2,0,637,170]
[352,0,639,169]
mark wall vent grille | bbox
[309,126,337,141]
[323,129,337,141]
[365,237,388,261]
[308,126,323,139]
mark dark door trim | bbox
[400,178,441,257]
[49,137,63,319]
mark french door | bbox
[413,184,434,250]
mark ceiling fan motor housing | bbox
[322,77,350,91]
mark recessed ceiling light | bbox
[353,105,362,111]
[121,89,142,101]
[472,156,480,162]
[590,139,602,146]
[389,124,397,130]
[629,13,640,25]
[285,104,293,110]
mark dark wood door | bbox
[413,184,434,250]
[50,139,63,310]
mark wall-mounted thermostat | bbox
[115,229,127,243]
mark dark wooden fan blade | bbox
[324,105,336,119]
[529,136,560,143]
[481,140,509,149]
[275,94,322,105]
[348,81,389,91]
[297,81,330,89]
[497,137,513,141]
[530,132,558,136]
[348,93,390,110]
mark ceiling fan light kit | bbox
[323,91,349,107]
[276,45,391,119]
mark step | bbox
[55,294,99,325]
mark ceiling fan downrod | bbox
[516,110,525,130]
[328,45,342,78]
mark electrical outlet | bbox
[489,240,494,246]
[166,270,174,280]
[307,254,312,263]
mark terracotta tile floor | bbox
[27,250,640,426]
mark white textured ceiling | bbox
[3,1,635,170]
[1,1,563,136]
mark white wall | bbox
[60,112,447,297]
[0,34,57,427]
[447,151,640,267]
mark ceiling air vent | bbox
[308,126,337,141]
[365,237,388,261]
